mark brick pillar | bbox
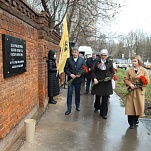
[37,12,49,107]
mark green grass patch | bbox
[114,68,151,105]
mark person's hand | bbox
[104,78,108,82]
[94,78,98,85]
[135,85,141,88]
[76,74,81,78]
[130,84,135,89]
[70,74,76,79]
[104,77,110,82]
[89,68,91,71]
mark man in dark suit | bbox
[84,52,97,94]
[64,48,87,115]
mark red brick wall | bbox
[0,0,61,139]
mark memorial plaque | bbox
[2,34,26,78]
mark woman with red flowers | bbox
[124,55,149,129]
[92,49,115,119]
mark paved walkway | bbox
[9,83,151,151]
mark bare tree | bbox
[121,30,148,58]
[68,0,122,46]
[109,30,151,62]
[26,0,123,47]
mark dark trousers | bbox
[128,115,139,126]
[85,79,93,93]
[49,97,53,101]
[67,83,81,111]
[94,95,101,110]
[94,95,109,116]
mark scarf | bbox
[97,60,106,70]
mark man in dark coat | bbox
[85,52,97,94]
[47,50,60,104]
[64,48,87,115]
[92,49,115,119]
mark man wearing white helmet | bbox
[92,49,115,119]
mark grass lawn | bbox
[114,68,151,105]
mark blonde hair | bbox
[131,55,143,66]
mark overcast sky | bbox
[109,0,151,35]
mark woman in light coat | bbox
[124,55,149,129]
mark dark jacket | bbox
[85,57,96,80]
[91,59,115,96]
[64,56,87,84]
[47,50,60,97]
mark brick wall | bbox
[0,0,61,142]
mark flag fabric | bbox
[58,15,70,74]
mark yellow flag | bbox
[58,15,70,74]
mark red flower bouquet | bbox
[113,75,117,81]
[125,75,148,96]
[67,65,88,86]
[114,68,118,73]
[139,76,148,85]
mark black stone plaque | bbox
[2,34,26,78]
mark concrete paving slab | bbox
[140,118,151,133]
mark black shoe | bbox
[53,99,57,103]
[65,110,71,115]
[48,100,57,104]
[136,120,139,125]
[102,116,107,119]
[76,107,80,111]
[94,109,98,113]
[84,92,88,95]
[129,124,135,129]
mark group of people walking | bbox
[64,48,115,118]
[47,47,149,129]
